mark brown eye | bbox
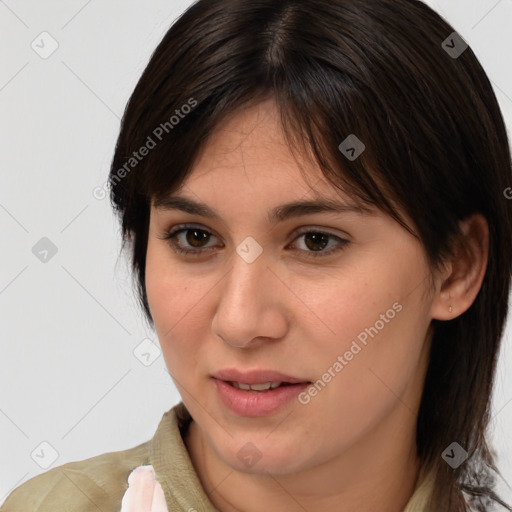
[303,232,330,252]
[291,229,349,258]
[159,225,221,255]
[184,228,211,248]
[158,224,349,259]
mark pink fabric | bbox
[120,465,169,512]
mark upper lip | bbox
[212,368,310,385]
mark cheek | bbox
[145,244,203,365]
[300,303,430,446]
[302,249,431,415]
[146,241,196,326]
[292,260,401,362]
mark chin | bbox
[229,454,305,476]
[218,437,311,476]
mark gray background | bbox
[1,0,511,505]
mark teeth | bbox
[231,381,282,391]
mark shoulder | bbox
[1,440,149,512]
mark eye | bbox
[290,228,349,258]
[157,224,350,258]
[158,225,221,255]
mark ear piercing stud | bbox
[449,305,453,313]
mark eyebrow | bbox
[153,195,374,224]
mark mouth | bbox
[211,368,312,417]
[211,368,310,386]
[227,381,295,391]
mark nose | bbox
[211,243,288,349]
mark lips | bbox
[210,368,312,416]
[211,368,310,386]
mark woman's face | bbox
[145,99,436,477]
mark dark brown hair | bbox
[108,0,512,509]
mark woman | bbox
[3,0,511,511]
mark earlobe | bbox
[430,214,489,321]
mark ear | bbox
[430,214,489,321]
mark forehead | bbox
[179,99,345,201]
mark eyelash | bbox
[157,224,349,259]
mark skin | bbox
[145,99,488,512]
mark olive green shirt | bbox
[1,402,435,511]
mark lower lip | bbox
[213,378,309,417]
